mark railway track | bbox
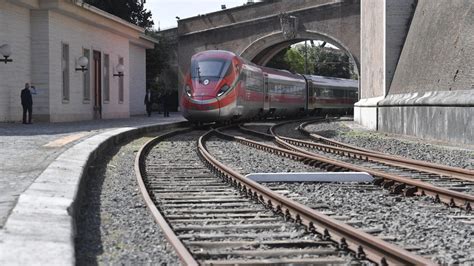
[234,119,474,211]
[135,127,433,265]
[297,120,474,182]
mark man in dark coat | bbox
[163,90,170,117]
[21,83,33,124]
[144,88,153,117]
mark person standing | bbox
[163,90,170,117]
[21,83,33,124]
[144,88,153,117]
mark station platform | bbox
[0,113,186,265]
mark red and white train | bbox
[180,50,358,122]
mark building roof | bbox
[10,0,157,48]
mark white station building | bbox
[0,0,156,122]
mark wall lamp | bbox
[75,56,89,72]
[0,44,13,64]
[113,63,124,77]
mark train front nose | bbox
[182,95,222,122]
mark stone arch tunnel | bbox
[174,0,360,87]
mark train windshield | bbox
[191,59,232,79]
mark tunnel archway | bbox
[240,30,360,78]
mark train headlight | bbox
[185,85,192,97]
[217,85,230,97]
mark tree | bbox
[266,42,356,79]
[284,48,305,74]
[146,32,170,87]
[85,0,153,30]
[265,48,290,70]
[146,30,179,110]
[265,47,306,74]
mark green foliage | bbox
[146,31,178,95]
[284,48,305,74]
[146,32,168,86]
[266,42,357,79]
[84,0,153,30]
[265,48,289,70]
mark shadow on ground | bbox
[74,145,120,266]
[314,130,339,138]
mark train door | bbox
[93,51,102,119]
[302,75,309,111]
[263,74,270,111]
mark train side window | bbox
[321,88,332,97]
[241,70,247,82]
[224,63,233,77]
[333,89,344,98]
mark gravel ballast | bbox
[304,120,473,170]
[208,122,474,265]
[75,136,180,265]
[73,119,473,265]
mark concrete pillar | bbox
[356,0,416,130]
[355,0,386,130]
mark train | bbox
[180,50,358,122]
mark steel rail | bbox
[228,125,474,210]
[241,120,473,183]
[237,124,275,140]
[297,120,474,181]
[134,128,199,266]
[200,129,434,265]
[265,119,473,209]
[299,119,382,153]
[282,135,474,182]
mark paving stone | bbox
[0,113,186,265]
[0,234,73,265]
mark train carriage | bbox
[262,67,306,117]
[180,50,358,122]
[305,75,359,114]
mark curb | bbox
[0,121,188,265]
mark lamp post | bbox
[113,63,124,77]
[75,56,88,72]
[0,44,13,64]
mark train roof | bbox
[192,50,237,60]
[303,75,358,88]
[261,66,305,80]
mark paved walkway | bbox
[0,113,185,228]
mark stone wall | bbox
[389,0,473,94]
[178,0,334,35]
[379,0,473,145]
[385,0,416,92]
[378,91,473,145]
